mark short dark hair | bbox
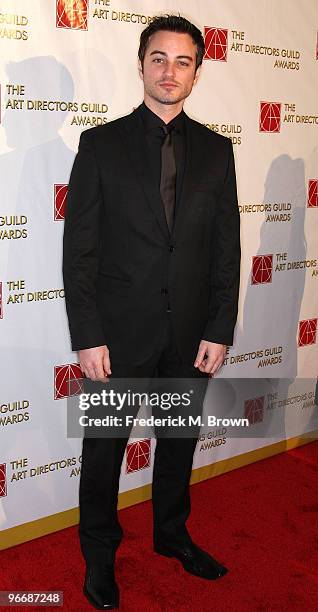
[138,15,205,71]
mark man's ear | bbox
[193,65,201,86]
[138,59,144,80]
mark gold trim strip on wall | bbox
[1,431,317,550]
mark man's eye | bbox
[153,58,163,63]
[178,61,189,67]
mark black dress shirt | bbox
[139,101,186,218]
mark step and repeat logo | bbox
[0,214,28,240]
[204,27,228,61]
[0,463,7,497]
[54,363,84,399]
[198,428,227,452]
[0,400,30,428]
[55,0,153,29]
[252,255,273,284]
[0,280,65,319]
[125,439,151,474]
[3,82,110,128]
[244,397,265,424]
[204,121,243,146]
[308,180,318,208]
[56,0,89,30]
[54,184,68,220]
[260,102,318,133]
[0,12,30,41]
[198,382,316,448]
[207,98,318,139]
[239,203,292,223]
[2,456,83,497]
[243,387,316,423]
[203,25,302,70]
[298,319,317,347]
[259,102,281,133]
[251,253,318,284]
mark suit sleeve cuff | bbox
[69,321,106,352]
[202,321,234,347]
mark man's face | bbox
[139,30,200,106]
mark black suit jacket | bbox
[63,105,241,365]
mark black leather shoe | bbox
[83,562,119,609]
[154,541,228,580]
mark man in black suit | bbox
[63,15,240,610]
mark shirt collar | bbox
[139,101,185,134]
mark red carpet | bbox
[1,441,318,611]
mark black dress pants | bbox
[78,313,209,564]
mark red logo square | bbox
[259,102,281,133]
[0,281,3,319]
[126,439,151,474]
[54,363,84,399]
[0,463,7,497]
[204,27,228,61]
[56,0,88,30]
[244,397,264,424]
[298,319,317,347]
[54,184,68,220]
[307,180,318,207]
[252,255,273,284]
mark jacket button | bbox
[168,245,175,252]
[161,288,168,294]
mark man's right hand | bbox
[78,345,111,382]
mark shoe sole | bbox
[154,547,229,580]
[83,586,119,610]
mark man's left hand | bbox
[194,341,227,376]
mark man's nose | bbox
[162,62,176,79]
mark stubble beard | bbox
[145,82,192,107]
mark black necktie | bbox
[160,124,176,234]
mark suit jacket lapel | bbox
[117,108,202,242]
[172,115,199,240]
[118,107,171,241]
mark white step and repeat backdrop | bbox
[1,0,317,543]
